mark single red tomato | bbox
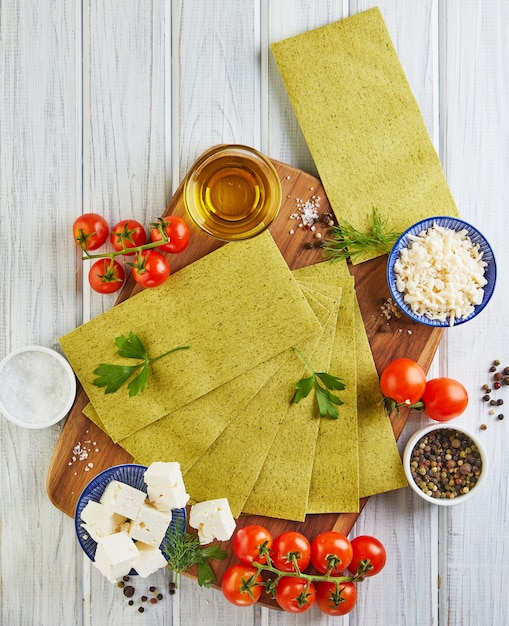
[380,357,426,406]
[73,213,109,251]
[347,535,386,578]
[130,250,170,288]
[150,215,190,254]
[221,564,263,607]
[421,377,469,421]
[275,577,316,614]
[110,219,147,255]
[272,531,311,573]
[88,258,125,294]
[310,531,353,575]
[233,525,273,565]
[315,581,357,616]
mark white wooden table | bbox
[1,1,508,624]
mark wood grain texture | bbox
[2,0,509,624]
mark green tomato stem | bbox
[82,222,169,261]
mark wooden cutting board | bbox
[47,159,442,604]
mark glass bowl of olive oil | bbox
[183,144,282,241]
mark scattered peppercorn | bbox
[494,372,503,381]
[498,414,505,420]
[490,365,497,372]
[141,595,148,602]
[503,366,509,376]
[480,424,487,430]
[149,586,156,593]
[169,582,176,595]
[157,593,163,601]
[497,398,504,405]
[117,581,124,588]
[494,382,501,389]
[504,377,509,386]
[123,586,135,598]
[123,576,130,581]
[150,598,158,604]
[483,394,491,402]
[138,607,145,613]
[128,600,134,606]
[494,360,501,366]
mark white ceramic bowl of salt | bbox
[0,346,76,429]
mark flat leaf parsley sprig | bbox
[292,348,346,419]
[93,332,189,397]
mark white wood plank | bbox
[438,1,509,625]
[0,1,82,625]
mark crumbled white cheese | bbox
[189,498,236,545]
[144,461,189,511]
[93,531,139,582]
[132,542,168,578]
[393,223,487,326]
[80,500,127,543]
[128,503,173,548]
[100,480,146,519]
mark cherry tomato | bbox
[221,564,263,607]
[380,358,426,405]
[275,577,316,613]
[272,531,311,573]
[233,525,273,565]
[315,580,357,616]
[73,212,109,251]
[88,259,125,294]
[421,377,469,421]
[310,531,353,575]
[347,535,386,578]
[150,215,190,254]
[130,250,170,288]
[110,219,147,255]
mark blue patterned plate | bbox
[387,216,496,327]
[74,463,186,574]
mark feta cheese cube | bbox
[147,483,189,512]
[189,498,236,545]
[133,542,168,578]
[80,500,127,543]
[144,462,189,511]
[128,503,172,547]
[100,480,146,519]
[93,531,139,583]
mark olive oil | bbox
[184,145,282,241]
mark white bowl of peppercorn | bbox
[403,424,488,506]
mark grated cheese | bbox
[393,223,488,326]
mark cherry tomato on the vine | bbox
[88,258,125,294]
[421,377,468,422]
[310,531,353,575]
[380,357,426,406]
[271,531,311,573]
[73,212,109,251]
[221,563,263,607]
[275,577,316,613]
[347,535,386,578]
[110,219,147,255]
[315,580,357,616]
[233,525,273,565]
[130,250,170,288]
[150,215,190,254]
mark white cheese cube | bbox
[144,461,184,487]
[189,498,236,545]
[133,542,168,578]
[147,483,189,512]
[128,503,172,548]
[99,480,146,519]
[93,531,139,583]
[80,500,127,543]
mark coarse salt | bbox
[393,223,487,326]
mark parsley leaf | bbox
[292,348,346,419]
[93,332,190,397]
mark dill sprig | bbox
[161,515,227,588]
[322,208,401,263]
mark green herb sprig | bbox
[292,348,345,419]
[93,332,189,397]
[322,208,401,263]
[161,515,227,587]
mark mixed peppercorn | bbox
[480,360,508,428]
[409,429,483,499]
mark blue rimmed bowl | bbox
[387,216,496,327]
[74,463,186,575]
